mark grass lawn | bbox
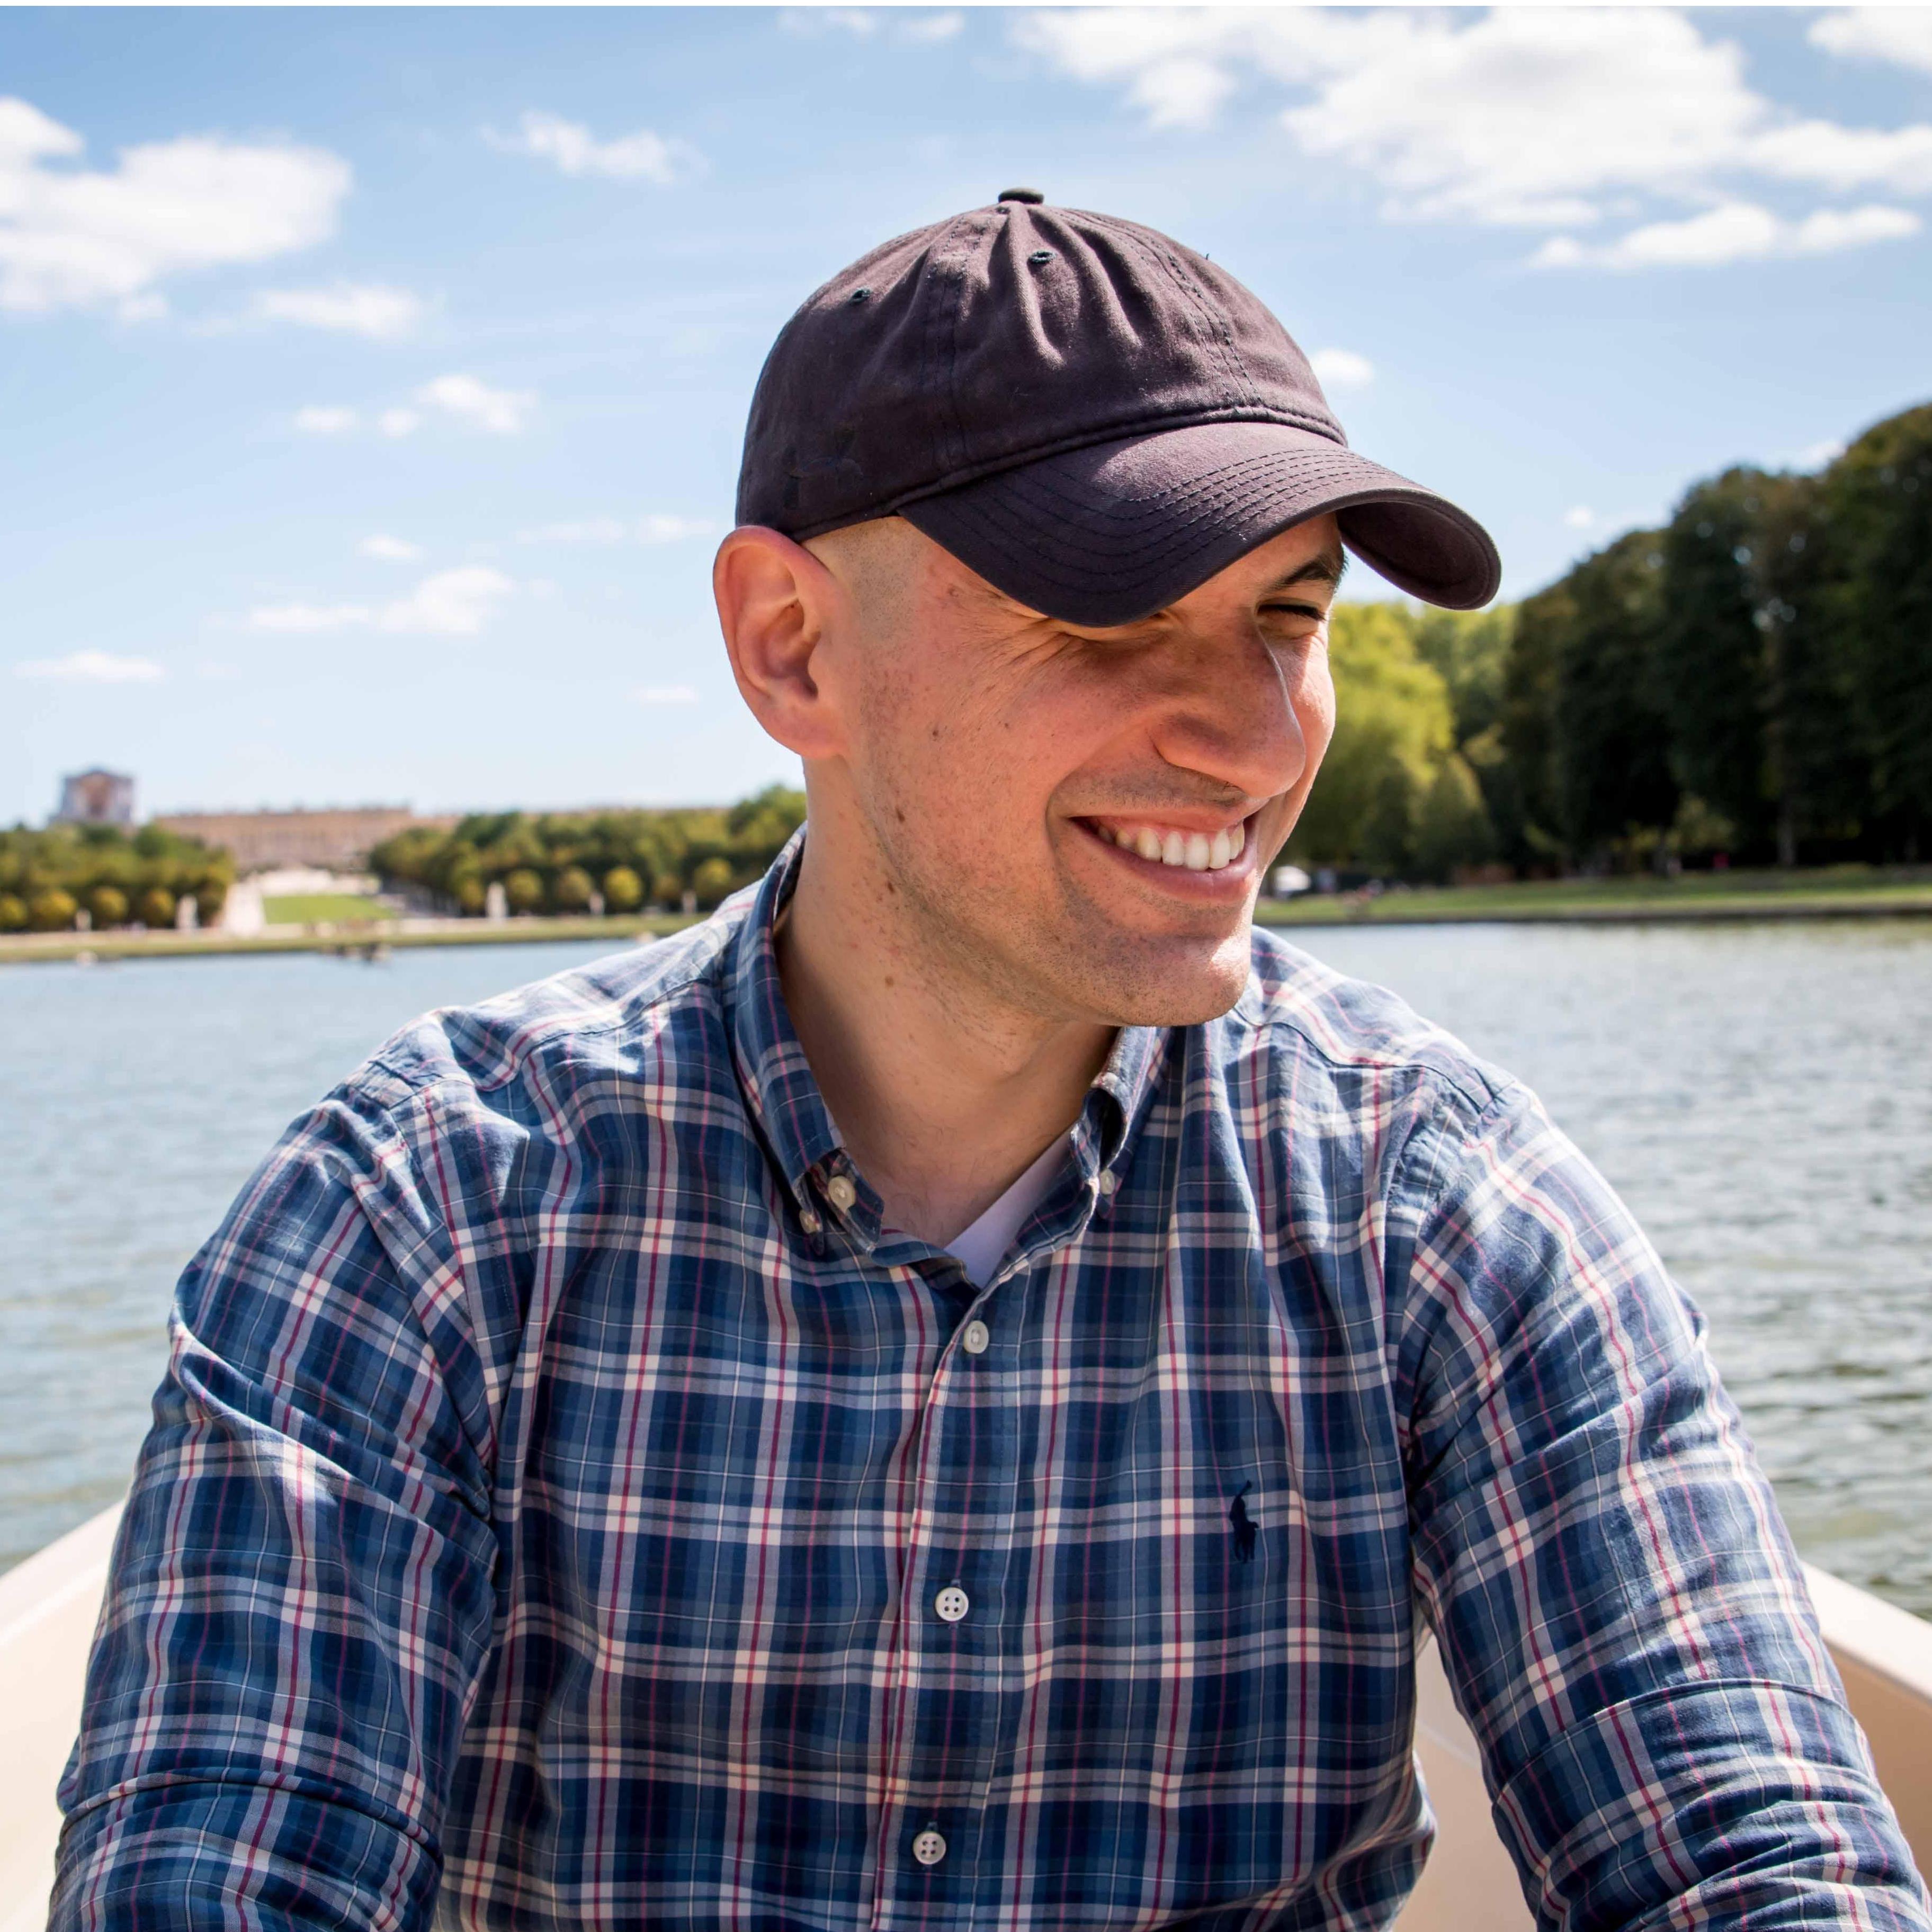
[263,893,396,925]
[1256,864,1932,926]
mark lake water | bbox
[3,923,1929,1617]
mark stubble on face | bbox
[806,517,1338,1031]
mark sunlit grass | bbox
[263,894,395,925]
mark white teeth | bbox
[1096,820,1247,872]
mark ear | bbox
[713,525,850,761]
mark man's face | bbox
[810,516,1341,1028]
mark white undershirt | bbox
[942,1135,1069,1287]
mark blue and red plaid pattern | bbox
[54,835,1927,1930]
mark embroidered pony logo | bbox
[1229,1482,1258,1563]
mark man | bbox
[54,195,1925,1931]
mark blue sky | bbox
[5,5,1931,824]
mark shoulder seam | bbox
[362,934,731,1103]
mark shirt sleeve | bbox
[1397,1078,1931,1931]
[50,1065,507,1932]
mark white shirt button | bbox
[961,1320,989,1355]
[913,1827,947,1866]
[1097,1169,1116,1196]
[935,1583,970,1622]
[826,1174,857,1212]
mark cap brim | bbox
[899,419,1500,623]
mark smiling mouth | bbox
[1083,817,1252,874]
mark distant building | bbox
[55,768,136,828]
[151,807,452,874]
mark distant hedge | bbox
[0,824,233,933]
[369,785,807,916]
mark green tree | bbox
[1289,604,1484,875]
[691,855,736,907]
[1819,403,1932,856]
[1551,530,1679,863]
[503,868,544,914]
[1496,584,1568,868]
[602,865,644,913]
[550,865,596,913]
[0,892,27,932]
[29,887,78,931]
[87,885,129,928]
[137,885,176,927]
[1657,470,1775,854]
[1751,472,1870,863]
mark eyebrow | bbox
[1260,546,1348,595]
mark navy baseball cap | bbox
[735,191,1501,623]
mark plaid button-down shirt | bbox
[55,836,1926,1931]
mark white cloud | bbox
[359,533,421,561]
[378,407,422,438]
[1799,437,1847,469]
[293,404,357,435]
[248,566,514,639]
[1019,8,1932,262]
[781,8,963,44]
[1564,506,1597,530]
[1309,347,1374,390]
[1535,200,1920,269]
[638,513,719,543]
[417,372,533,434]
[248,601,371,633]
[521,516,629,545]
[377,566,514,636]
[0,95,348,314]
[1811,9,1932,77]
[15,647,163,682]
[901,12,964,44]
[493,111,702,184]
[518,512,718,545]
[634,683,700,706]
[254,282,425,339]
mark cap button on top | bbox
[997,186,1044,204]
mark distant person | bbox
[53,196,1926,1930]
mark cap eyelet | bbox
[1028,249,1054,266]
[847,287,872,306]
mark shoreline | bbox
[5,885,1932,967]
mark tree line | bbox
[1288,399,1932,880]
[369,785,808,916]
[0,823,234,933]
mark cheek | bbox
[1291,654,1337,779]
[857,657,1057,853]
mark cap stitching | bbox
[921,214,979,487]
[787,402,1344,539]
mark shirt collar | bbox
[725,829,1173,1247]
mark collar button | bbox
[826,1174,858,1213]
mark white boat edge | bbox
[2,1504,1926,1931]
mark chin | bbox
[1072,932,1255,1029]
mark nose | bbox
[1143,624,1311,807]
